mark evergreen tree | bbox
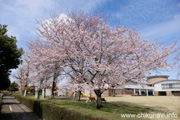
[0,24,23,91]
[7,81,19,92]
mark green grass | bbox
[44,101,152,120]
[23,95,156,114]
[51,100,155,114]
[16,95,161,120]
[15,94,179,120]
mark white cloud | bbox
[174,14,180,20]
[0,0,108,31]
[140,14,180,40]
[113,12,123,20]
[0,0,108,43]
[7,26,20,40]
[0,0,56,40]
[178,2,180,8]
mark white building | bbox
[121,75,180,96]
[91,75,180,96]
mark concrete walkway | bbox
[0,95,41,120]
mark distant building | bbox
[57,75,180,97]
[147,75,180,96]
[90,81,154,96]
[90,75,180,96]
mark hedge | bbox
[14,95,104,120]
[0,93,4,113]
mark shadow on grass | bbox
[105,101,159,114]
[51,99,161,115]
[16,95,165,115]
[33,100,44,118]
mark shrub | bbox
[0,93,4,113]
[14,95,104,120]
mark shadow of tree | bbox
[0,112,41,120]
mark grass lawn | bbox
[15,94,180,120]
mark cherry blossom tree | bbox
[12,59,30,96]
[31,11,178,108]
[25,38,64,99]
[13,66,25,95]
[25,14,71,99]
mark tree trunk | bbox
[51,73,56,99]
[97,95,102,108]
[65,88,68,99]
[112,89,115,97]
[78,90,81,101]
[24,87,27,96]
[20,89,23,95]
[35,84,40,99]
[43,76,47,98]
[20,84,23,95]
[42,89,44,98]
[44,88,46,98]
[35,90,40,99]
[33,86,35,95]
[51,80,55,99]
[94,89,102,109]
[42,88,46,98]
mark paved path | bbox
[0,95,41,120]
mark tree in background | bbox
[0,24,23,91]
[25,39,63,99]
[12,59,30,96]
[0,76,10,92]
[7,81,18,93]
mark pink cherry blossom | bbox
[24,11,178,108]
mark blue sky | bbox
[0,0,180,81]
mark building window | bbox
[162,83,180,89]
[135,89,139,94]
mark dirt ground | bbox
[104,96,180,119]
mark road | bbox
[0,95,41,120]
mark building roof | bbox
[124,85,154,90]
[147,75,169,79]
[153,79,180,84]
